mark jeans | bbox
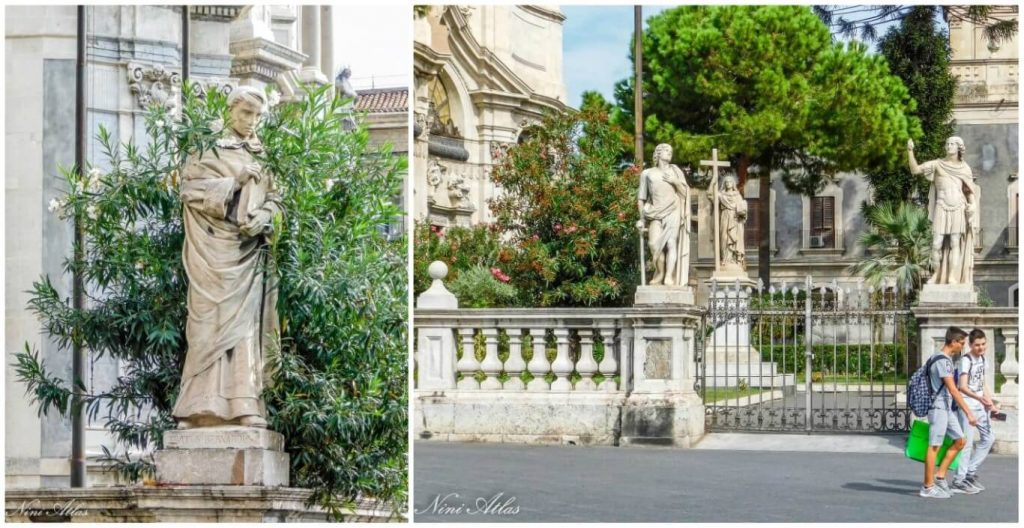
[955,406,994,480]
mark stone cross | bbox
[701,148,731,272]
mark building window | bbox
[428,77,459,138]
[810,196,836,248]
[745,197,761,249]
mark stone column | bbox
[297,5,328,85]
[319,5,334,79]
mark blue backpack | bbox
[908,355,947,417]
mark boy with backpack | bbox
[918,326,978,499]
[950,328,997,494]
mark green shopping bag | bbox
[905,419,961,471]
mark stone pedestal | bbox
[622,305,706,447]
[155,427,289,487]
[634,285,694,306]
[703,277,793,388]
[918,282,978,305]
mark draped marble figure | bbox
[712,175,747,271]
[173,86,282,429]
[636,143,691,286]
[907,137,978,286]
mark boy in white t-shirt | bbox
[951,328,998,494]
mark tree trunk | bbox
[758,167,771,287]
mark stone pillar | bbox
[1000,328,1018,405]
[297,5,328,85]
[319,5,334,79]
[621,304,705,447]
[415,261,458,390]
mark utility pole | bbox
[181,6,190,83]
[633,6,643,167]
[71,4,87,488]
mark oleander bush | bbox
[13,84,407,519]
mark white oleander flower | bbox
[48,198,63,214]
[134,261,145,271]
[87,167,103,191]
[155,119,165,128]
[86,204,98,220]
[209,119,224,134]
[326,178,335,191]
[268,90,281,108]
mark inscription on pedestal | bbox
[644,339,672,379]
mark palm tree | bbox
[849,202,932,296]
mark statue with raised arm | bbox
[173,86,282,430]
[907,137,978,286]
[711,174,748,271]
[636,143,691,286]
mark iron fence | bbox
[699,277,917,433]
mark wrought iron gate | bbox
[697,276,917,433]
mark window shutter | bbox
[745,197,761,249]
[823,196,835,247]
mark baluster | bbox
[550,328,573,391]
[455,327,480,389]
[527,328,551,391]
[503,328,526,390]
[576,328,598,391]
[597,323,619,392]
[479,327,502,389]
[1000,328,1018,398]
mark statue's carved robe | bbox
[639,165,690,285]
[716,189,747,269]
[921,159,977,285]
[173,132,281,424]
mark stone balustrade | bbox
[415,309,629,393]
[413,262,704,446]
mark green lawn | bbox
[701,386,765,402]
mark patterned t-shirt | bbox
[959,353,986,411]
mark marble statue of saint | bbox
[908,137,978,285]
[712,174,747,270]
[173,86,282,429]
[636,143,691,286]
[335,65,359,131]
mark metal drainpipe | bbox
[71,4,87,487]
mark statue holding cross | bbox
[702,149,748,276]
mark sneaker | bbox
[935,478,952,495]
[965,475,985,491]
[951,479,980,495]
[920,485,951,499]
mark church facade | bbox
[412,5,570,228]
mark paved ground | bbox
[413,440,1019,522]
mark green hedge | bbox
[743,344,908,380]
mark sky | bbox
[561,5,668,109]
[562,5,900,109]
[331,5,410,90]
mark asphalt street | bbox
[413,441,1019,523]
